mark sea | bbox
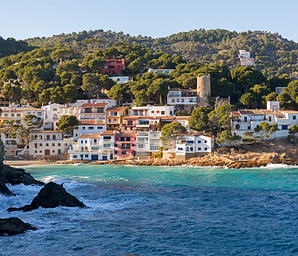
[1,164,298,255]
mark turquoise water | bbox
[1,164,298,255]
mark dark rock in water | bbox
[8,182,86,212]
[4,165,44,186]
[0,165,14,196]
[0,217,37,236]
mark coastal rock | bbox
[8,182,86,212]
[0,217,37,236]
[0,166,13,196]
[4,165,44,186]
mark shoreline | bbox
[6,152,298,169]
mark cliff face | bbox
[0,139,14,195]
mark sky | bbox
[1,0,298,42]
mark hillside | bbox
[23,29,298,78]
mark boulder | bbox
[0,167,14,196]
[4,165,44,186]
[0,217,37,236]
[8,182,86,212]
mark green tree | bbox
[189,107,212,132]
[57,115,79,135]
[160,121,187,142]
[63,84,77,103]
[239,92,255,108]
[23,114,43,130]
[216,130,241,147]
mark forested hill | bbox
[23,29,298,78]
[0,37,35,57]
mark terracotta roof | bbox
[123,116,140,120]
[81,103,108,107]
[30,130,62,133]
[79,133,102,138]
[117,132,137,136]
[281,110,298,114]
[100,130,116,135]
[78,120,105,125]
[106,107,125,111]
[174,116,191,120]
[231,111,240,117]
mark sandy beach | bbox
[5,160,57,167]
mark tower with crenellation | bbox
[197,75,211,107]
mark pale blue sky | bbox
[1,0,298,42]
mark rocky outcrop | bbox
[8,182,86,212]
[4,165,44,186]
[0,217,37,236]
[0,167,14,196]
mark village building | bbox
[79,103,108,124]
[148,68,174,75]
[231,101,298,138]
[76,98,116,108]
[106,107,126,131]
[114,132,136,159]
[29,130,73,158]
[136,131,162,159]
[73,120,106,141]
[175,134,214,160]
[129,105,174,117]
[109,76,131,84]
[101,59,125,75]
[69,131,115,161]
[167,75,211,114]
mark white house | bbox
[129,105,174,117]
[136,131,162,158]
[148,68,174,75]
[73,120,106,141]
[29,130,73,157]
[68,131,115,161]
[109,76,131,84]
[231,101,298,138]
[175,134,214,160]
[76,98,116,108]
[167,88,198,113]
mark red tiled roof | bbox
[81,103,109,107]
[79,133,102,138]
[100,130,116,135]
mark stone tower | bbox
[197,75,211,106]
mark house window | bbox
[130,127,133,130]
[122,151,127,155]
[178,148,183,150]
[248,126,251,130]
[181,99,184,102]
[82,127,85,130]
[52,143,55,146]
[35,150,37,153]
[186,147,189,152]
[39,151,42,153]
[88,127,94,130]
[128,121,133,125]
[172,99,175,103]
[244,117,247,122]
[126,137,130,141]
[294,116,296,120]
[198,147,201,151]
[281,125,288,130]
[73,155,77,159]
[46,143,49,146]
[11,114,14,117]
[198,140,201,143]
[58,143,61,146]
[177,99,180,102]
[190,147,193,151]
[97,127,102,129]
[85,154,88,158]
[115,151,118,154]
[85,140,87,143]
[120,137,125,141]
[37,112,42,116]
[269,116,272,122]
[39,143,42,146]
[205,148,207,151]
[161,111,165,115]
[94,139,97,143]
[52,150,55,153]
[204,140,207,143]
